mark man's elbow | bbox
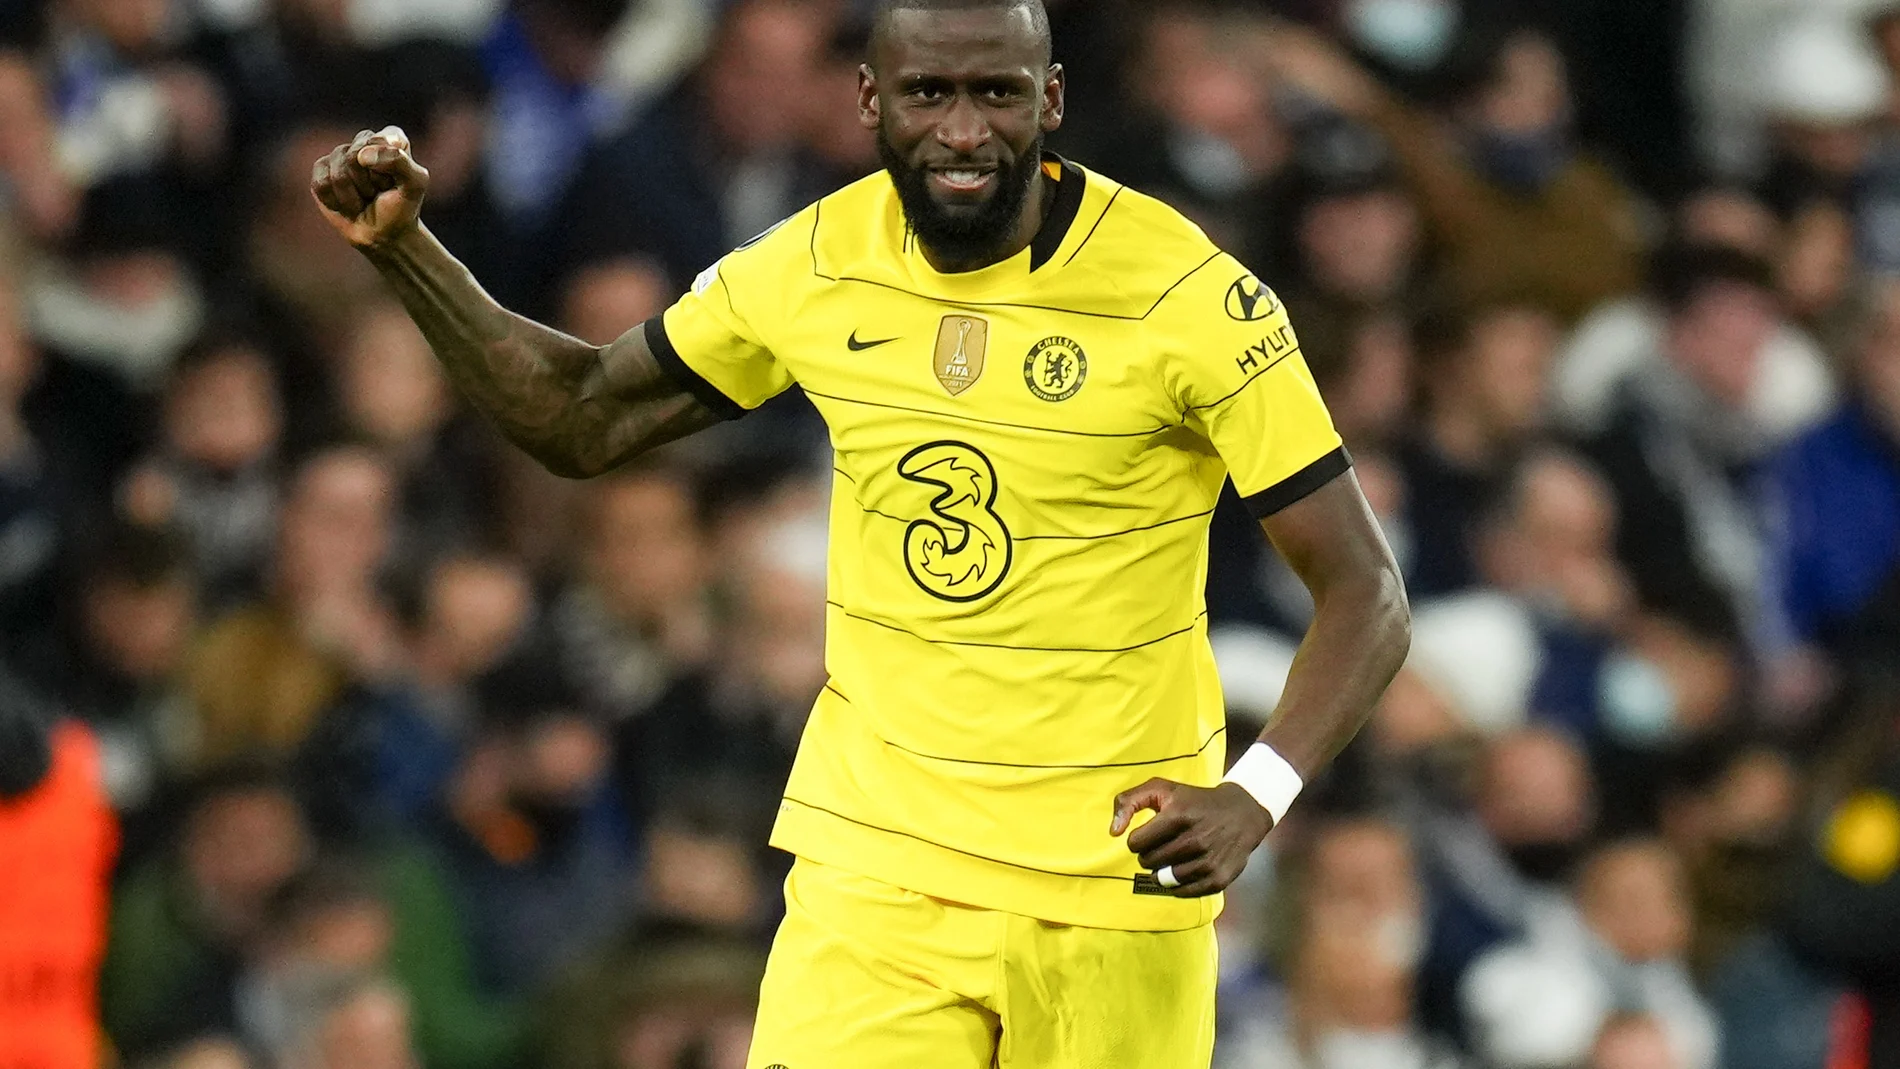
[1366,557,1412,666]
[1385,561,1412,643]
[527,443,621,481]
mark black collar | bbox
[1028,153,1086,271]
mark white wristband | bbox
[1222,743,1303,825]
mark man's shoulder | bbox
[719,172,893,291]
[1058,164,1241,313]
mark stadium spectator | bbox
[1098,3,1295,274]
[1221,818,1461,1069]
[22,179,204,489]
[1409,726,1598,1040]
[0,693,117,1069]
[550,466,713,720]
[28,0,230,190]
[1282,124,1423,321]
[363,552,536,821]
[0,265,68,645]
[1291,301,1415,452]
[1769,274,1900,671]
[186,445,401,766]
[422,683,635,1001]
[332,303,503,570]
[615,480,822,827]
[1554,218,1837,468]
[20,525,200,826]
[1460,838,1718,1069]
[0,50,79,242]
[274,975,420,1069]
[555,255,671,348]
[1396,303,1561,598]
[1755,17,1900,275]
[1574,244,1799,643]
[1656,743,1838,1069]
[539,923,767,1069]
[1262,21,1645,324]
[120,332,283,610]
[238,855,527,1069]
[101,762,313,1060]
[195,0,488,197]
[554,0,840,296]
[1777,200,1859,328]
[1403,448,1711,765]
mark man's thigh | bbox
[747,859,999,1069]
[997,917,1218,1069]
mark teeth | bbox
[941,169,986,183]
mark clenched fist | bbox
[1110,778,1273,897]
[311,126,430,249]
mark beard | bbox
[877,126,1044,267]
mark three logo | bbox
[897,441,1012,602]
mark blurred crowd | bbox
[5,0,1900,1068]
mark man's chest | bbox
[769,285,1224,536]
[771,285,1182,447]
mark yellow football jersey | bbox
[648,157,1347,931]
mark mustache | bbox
[877,127,1042,263]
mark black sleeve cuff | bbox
[1241,445,1353,519]
[643,315,746,422]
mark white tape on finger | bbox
[1155,864,1180,889]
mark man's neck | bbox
[919,164,1055,275]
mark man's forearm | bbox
[359,224,707,478]
[1259,567,1411,779]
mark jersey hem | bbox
[643,315,746,421]
[769,795,1221,932]
[1241,445,1353,519]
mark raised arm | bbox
[311,127,721,479]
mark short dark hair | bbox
[871,0,1053,67]
[512,0,630,38]
[1648,242,1776,316]
[1432,22,1555,109]
[83,523,193,593]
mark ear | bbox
[1041,63,1066,133]
[858,64,881,131]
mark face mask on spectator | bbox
[1372,910,1426,972]
[1345,0,1458,73]
[1503,839,1584,884]
[1598,652,1679,749]
[1313,1029,1429,1069]
[1469,126,1571,196]
[509,791,587,849]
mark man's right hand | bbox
[311,126,430,249]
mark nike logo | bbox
[847,331,899,351]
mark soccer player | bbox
[310,1,1411,1064]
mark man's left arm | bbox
[1116,259,1411,895]
[1111,471,1410,897]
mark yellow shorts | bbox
[747,857,1218,1069]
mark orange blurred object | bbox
[0,723,120,1069]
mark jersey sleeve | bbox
[643,214,804,419]
[1163,255,1350,519]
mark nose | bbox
[935,93,991,155]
